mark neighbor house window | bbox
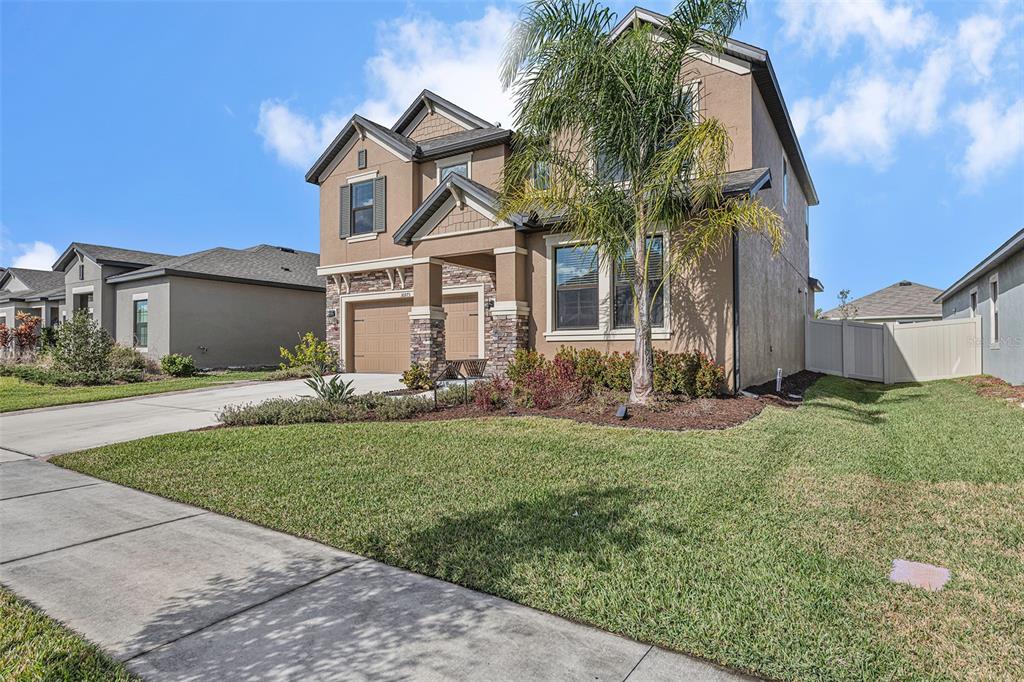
[614,236,665,329]
[805,205,810,241]
[555,244,599,329]
[969,288,978,318]
[78,264,85,280]
[350,180,374,235]
[439,162,468,181]
[133,299,148,348]
[782,157,789,208]
[990,275,999,345]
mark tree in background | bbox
[836,289,858,320]
[499,0,782,403]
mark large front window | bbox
[614,236,665,328]
[555,244,599,329]
[350,180,374,235]
[133,299,148,348]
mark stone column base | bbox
[489,308,529,376]
[410,307,446,375]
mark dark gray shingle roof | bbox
[393,174,501,246]
[54,242,174,270]
[1,268,64,294]
[822,281,943,319]
[105,244,324,291]
[416,128,512,159]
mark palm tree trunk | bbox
[629,231,654,405]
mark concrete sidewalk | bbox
[0,458,744,681]
[0,373,403,457]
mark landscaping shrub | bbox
[108,344,149,373]
[160,353,197,377]
[13,312,42,352]
[279,332,337,372]
[52,311,113,374]
[472,376,512,410]
[505,349,547,385]
[372,394,435,420]
[694,357,725,397]
[0,363,142,386]
[0,323,10,351]
[259,367,310,381]
[401,363,433,391]
[516,356,591,409]
[305,372,356,403]
[37,326,57,350]
[602,351,633,391]
[218,398,355,426]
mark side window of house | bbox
[782,157,788,209]
[133,299,148,348]
[78,263,85,280]
[614,236,665,328]
[969,289,977,318]
[555,244,599,330]
[804,205,809,241]
[990,277,999,345]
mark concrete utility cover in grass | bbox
[890,559,950,591]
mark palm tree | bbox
[499,0,782,404]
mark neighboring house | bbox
[12,242,326,368]
[821,281,943,324]
[0,268,67,329]
[306,7,820,390]
[936,227,1023,385]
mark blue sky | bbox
[2,0,1022,308]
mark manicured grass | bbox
[55,377,1024,680]
[0,588,133,681]
[0,371,276,413]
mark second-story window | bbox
[782,157,789,209]
[439,162,468,181]
[351,180,374,235]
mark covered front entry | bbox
[443,293,480,360]
[351,299,411,373]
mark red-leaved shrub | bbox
[472,376,512,410]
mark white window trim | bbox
[543,232,671,342]
[435,152,473,186]
[347,169,379,184]
[347,233,378,244]
[132,295,149,353]
[989,273,999,348]
[968,285,978,318]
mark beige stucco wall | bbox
[113,278,171,359]
[168,277,325,368]
[417,144,508,203]
[737,82,811,388]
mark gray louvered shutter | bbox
[339,184,351,238]
[373,176,386,233]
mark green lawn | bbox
[0,588,134,681]
[54,377,1024,680]
[0,371,277,413]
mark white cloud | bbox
[954,96,1024,184]
[256,6,516,170]
[801,47,953,165]
[956,14,1005,81]
[6,241,59,270]
[776,0,934,54]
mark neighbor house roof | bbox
[934,227,1024,303]
[609,6,818,206]
[0,267,64,294]
[104,244,325,292]
[53,242,174,271]
[393,174,502,246]
[822,281,943,320]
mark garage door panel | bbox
[352,300,410,373]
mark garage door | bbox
[351,299,410,373]
[444,294,479,360]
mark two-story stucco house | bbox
[307,7,819,390]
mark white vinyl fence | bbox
[806,317,982,384]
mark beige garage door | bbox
[351,300,410,373]
[444,293,479,360]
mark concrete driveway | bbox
[0,374,403,457]
[0,458,742,681]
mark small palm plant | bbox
[305,361,355,403]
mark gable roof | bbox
[609,6,818,206]
[305,92,505,185]
[822,281,943,320]
[934,227,1024,303]
[104,244,324,291]
[53,242,174,271]
[393,174,502,246]
[0,268,64,294]
[392,89,496,135]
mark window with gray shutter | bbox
[373,176,386,233]
[339,185,351,238]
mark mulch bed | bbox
[743,370,824,407]
[964,375,1024,401]
[412,394,765,431]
